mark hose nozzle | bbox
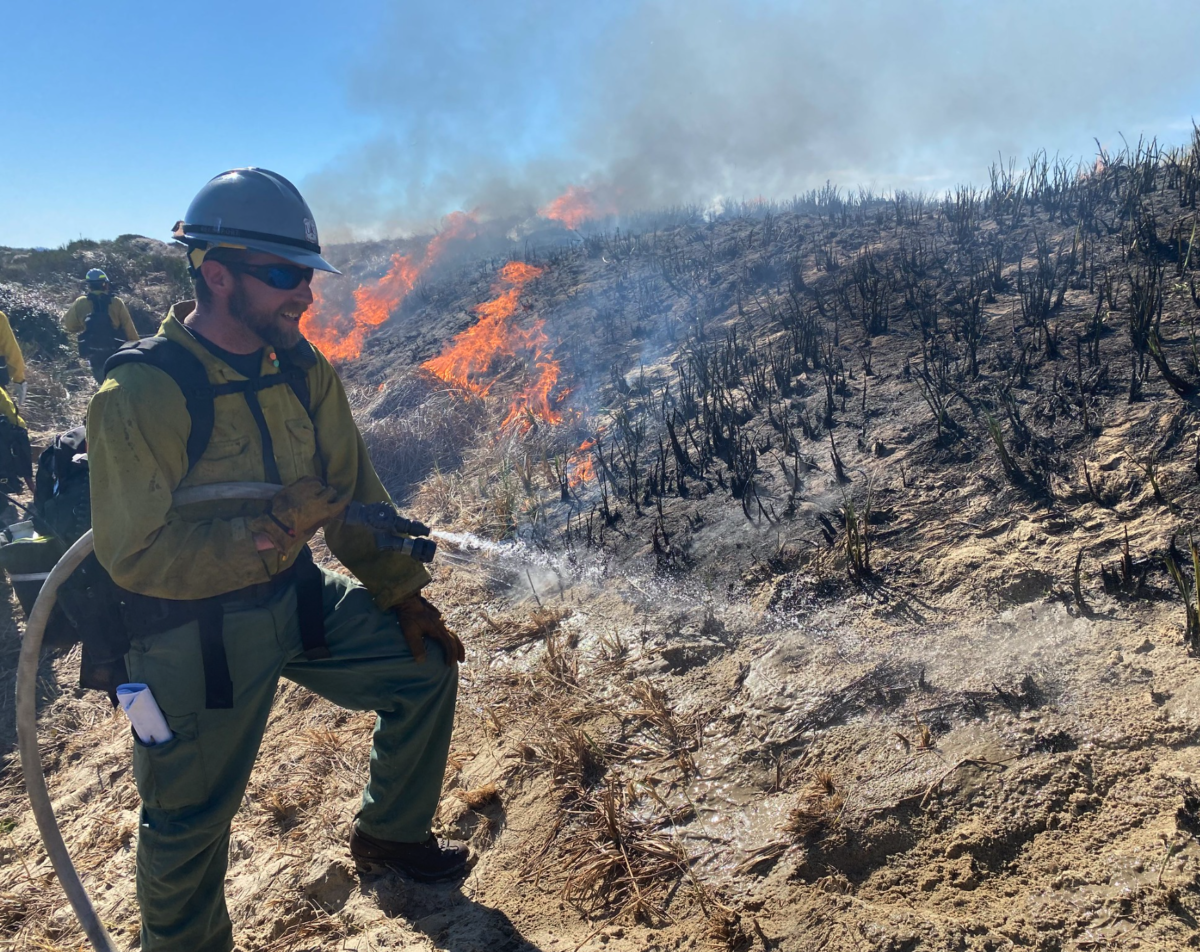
[343,502,437,562]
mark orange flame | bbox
[423,262,569,431]
[539,185,618,230]
[301,211,480,361]
[568,437,596,486]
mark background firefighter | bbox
[0,384,34,501]
[62,267,139,381]
[86,168,467,952]
[0,308,29,408]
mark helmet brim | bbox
[242,237,342,274]
[178,231,341,274]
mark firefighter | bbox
[86,168,467,952]
[61,268,139,381]
[0,309,28,408]
[0,383,33,499]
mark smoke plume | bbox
[306,0,1200,239]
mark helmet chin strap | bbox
[187,244,207,277]
[185,241,250,278]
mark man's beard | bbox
[228,278,303,350]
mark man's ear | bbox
[200,258,235,298]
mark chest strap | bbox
[105,336,328,708]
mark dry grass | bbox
[693,881,762,952]
[627,679,700,776]
[481,605,570,650]
[454,781,501,809]
[784,768,845,840]
[356,378,487,504]
[556,778,689,924]
[534,724,608,789]
[541,629,580,685]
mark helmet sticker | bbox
[304,218,318,244]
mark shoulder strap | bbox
[278,339,317,420]
[104,338,215,473]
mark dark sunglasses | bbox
[222,261,314,290]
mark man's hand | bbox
[394,594,465,665]
[250,476,344,555]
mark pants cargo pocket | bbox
[132,713,209,812]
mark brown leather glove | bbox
[250,477,344,557]
[394,594,465,665]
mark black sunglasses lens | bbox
[265,265,312,290]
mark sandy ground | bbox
[1,532,1198,951]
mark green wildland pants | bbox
[125,567,458,952]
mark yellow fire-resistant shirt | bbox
[0,311,26,385]
[0,385,24,428]
[62,294,139,344]
[86,302,430,606]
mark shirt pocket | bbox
[191,435,254,484]
[284,417,318,482]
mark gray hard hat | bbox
[172,167,340,274]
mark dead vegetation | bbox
[783,768,844,840]
[326,129,1200,656]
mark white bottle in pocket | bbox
[116,683,174,745]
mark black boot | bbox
[350,827,470,882]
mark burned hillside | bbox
[334,136,1200,623]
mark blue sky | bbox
[2,1,1198,248]
[0,2,390,246]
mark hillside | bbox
[2,136,1200,950]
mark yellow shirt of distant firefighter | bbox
[0,311,26,385]
[62,296,139,342]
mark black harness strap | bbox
[209,366,312,484]
[243,388,283,484]
[87,292,112,325]
[104,335,329,706]
[292,547,330,661]
[196,600,234,709]
[105,338,315,474]
[112,339,216,472]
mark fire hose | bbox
[15,482,437,952]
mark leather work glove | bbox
[394,594,465,665]
[250,476,344,558]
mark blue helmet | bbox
[172,168,340,274]
[85,268,108,285]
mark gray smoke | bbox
[306,0,1200,239]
